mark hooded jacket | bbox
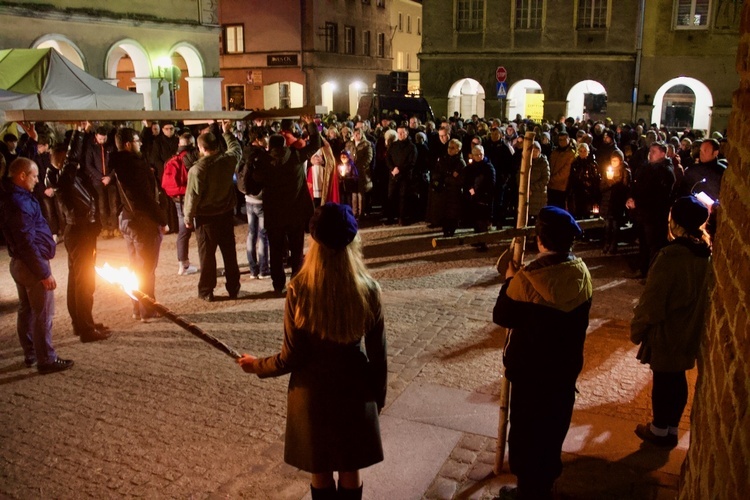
[493,252,593,386]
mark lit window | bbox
[397,51,403,70]
[456,0,485,32]
[675,0,711,28]
[325,22,338,53]
[377,32,385,57]
[577,0,608,29]
[345,26,355,55]
[224,25,244,54]
[515,0,543,30]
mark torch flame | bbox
[96,263,140,299]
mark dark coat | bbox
[110,150,166,226]
[253,284,387,473]
[631,159,676,223]
[254,124,320,230]
[599,161,631,221]
[432,153,465,222]
[493,253,592,387]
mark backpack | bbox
[237,146,263,196]
[162,150,189,198]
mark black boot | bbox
[337,483,363,500]
[310,484,337,500]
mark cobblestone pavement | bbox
[0,221,693,498]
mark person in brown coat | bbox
[547,131,576,210]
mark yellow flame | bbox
[96,263,140,299]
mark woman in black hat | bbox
[631,195,712,447]
[238,203,386,500]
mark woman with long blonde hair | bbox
[239,203,386,500]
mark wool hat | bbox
[536,206,582,249]
[309,202,358,250]
[671,196,709,233]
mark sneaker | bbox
[37,358,74,375]
[635,423,678,448]
[178,264,198,276]
[258,274,271,280]
[199,293,215,302]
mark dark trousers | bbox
[174,200,193,263]
[652,370,688,429]
[40,195,64,235]
[195,212,240,298]
[266,223,305,292]
[64,223,98,334]
[121,216,163,316]
[547,189,568,210]
[387,176,409,222]
[93,182,119,232]
[10,258,57,365]
[638,216,668,276]
[508,380,576,497]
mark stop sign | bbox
[496,66,507,83]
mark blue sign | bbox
[496,82,508,99]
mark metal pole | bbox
[494,130,535,474]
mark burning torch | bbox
[96,264,242,360]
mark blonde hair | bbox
[290,235,379,344]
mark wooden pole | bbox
[494,130,535,474]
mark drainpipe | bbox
[632,0,646,122]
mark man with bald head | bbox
[0,157,73,374]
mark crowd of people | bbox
[0,109,723,499]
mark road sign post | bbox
[496,66,507,83]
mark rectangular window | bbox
[344,26,355,54]
[675,0,711,28]
[325,22,338,53]
[406,52,411,70]
[376,0,385,7]
[396,51,403,70]
[456,0,485,32]
[377,32,385,57]
[407,15,412,33]
[363,30,371,56]
[515,0,543,29]
[577,0,608,29]
[223,25,244,54]
[279,82,291,109]
[398,13,403,32]
[418,17,422,35]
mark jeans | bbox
[246,202,269,277]
[64,223,98,333]
[120,216,163,317]
[174,200,193,263]
[10,258,57,365]
[195,211,241,298]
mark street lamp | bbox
[157,57,178,110]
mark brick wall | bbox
[679,2,750,498]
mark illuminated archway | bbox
[507,79,544,122]
[447,78,485,119]
[263,82,303,109]
[651,77,713,133]
[566,80,607,121]
[32,35,85,70]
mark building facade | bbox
[0,0,222,111]
[219,0,393,116]
[420,0,741,133]
[391,0,423,94]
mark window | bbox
[406,52,411,71]
[515,0,543,29]
[279,82,291,109]
[398,13,403,32]
[675,0,711,28]
[363,30,371,56]
[407,15,412,33]
[396,51,403,69]
[223,25,244,54]
[325,22,338,53]
[456,0,485,32]
[377,32,385,57]
[376,0,385,7]
[418,17,422,35]
[344,26,355,54]
[577,0,608,29]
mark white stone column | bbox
[185,76,224,111]
[131,77,170,111]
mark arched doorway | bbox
[507,79,544,122]
[651,77,713,134]
[156,54,189,110]
[105,40,151,108]
[168,43,206,111]
[566,80,607,121]
[32,35,85,70]
[263,82,303,110]
[447,78,486,119]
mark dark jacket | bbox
[631,159,676,221]
[110,150,166,226]
[386,137,417,180]
[0,183,56,280]
[678,158,727,200]
[253,124,321,230]
[84,140,116,182]
[493,253,593,386]
[47,135,100,227]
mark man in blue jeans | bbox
[1,157,74,374]
[245,191,270,279]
